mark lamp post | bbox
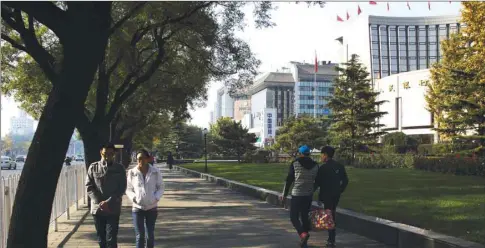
[202,128,208,173]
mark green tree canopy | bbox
[209,117,256,162]
[427,2,485,154]
[273,115,330,154]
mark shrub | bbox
[418,142,480,156]
[353,153,415,169]
[414,156,485,177]
[243,150,270,163]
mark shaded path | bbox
[61,166,393,247]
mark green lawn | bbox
[179,163,485,244]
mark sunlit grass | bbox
[179,162,485,244]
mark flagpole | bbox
[314,71,317,118]
[313,52,317,119]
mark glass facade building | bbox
[368,15,461,79]
[294,81,333,116]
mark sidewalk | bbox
[51,166,393,248]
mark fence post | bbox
[82,169,86,205]
[53,194,58,232]
[0,179,4,248]
[65,171,70,220]
[74,169,78,210]
[4,184,11,242]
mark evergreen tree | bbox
[427,2,485,154]
[274,115,330,155]
[210,117,256,163]
[328,54,387,164]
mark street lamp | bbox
[202,128,209,173]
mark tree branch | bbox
[102,2,212,124]
[2,7,59,84]
[2,2,67,39]
[106,51,124,78]
[1,34,27,52]
[109,2,147,36]
[107,43,165,122]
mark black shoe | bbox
[300,232,310,247]
[325,241,336,248]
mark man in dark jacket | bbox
[281,145,319,248]
[314,146,349,248]
[86,142,127,248]
[167,151,174,170]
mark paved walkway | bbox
[51,166,393,248]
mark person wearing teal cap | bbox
[281,145,318,248]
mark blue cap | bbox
[298,145,310,154]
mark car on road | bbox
[1,156,17,170]
[15,155,26,162]
[75,155,84,162]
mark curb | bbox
[173,165,484,248]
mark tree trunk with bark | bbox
[6,5,112,247]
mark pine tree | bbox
[427,2,485,154]
[328,54,387,164]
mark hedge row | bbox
[353,153,415,169]
[346,153,484,177]
[414,156,485,176]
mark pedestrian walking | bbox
[86,142,127,248]
[126,149,164,248]
[166,151,174,170]
[313,146,349,248]
[281,145,319,248]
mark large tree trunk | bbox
[7,6,112,248]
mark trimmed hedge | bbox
[414,156,485,176]
[353,153,415,169]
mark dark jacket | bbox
[314,159,349,201]
[86,160,127,215]
[283,156,319,197]
[167,154,174,164]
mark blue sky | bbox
[1,2,462,136]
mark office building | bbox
[335,15,461,143]
[290,61,338,117]
[336,15,460,81]
[232,89,251,123]
[376,69,436,143]
[249,72,295,127]
[213,87,234,121]
[10,110,34,136]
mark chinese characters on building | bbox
[267,113,272,136]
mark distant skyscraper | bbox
[10,110,34,136]
[214,87,234,120]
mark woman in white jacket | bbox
[126,149,164,248]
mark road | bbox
[1,161,85,178]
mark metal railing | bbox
[0,164,87,248]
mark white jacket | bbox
[126,165,164,211]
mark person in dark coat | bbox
[314,146,349,248]
[166,151,174,170]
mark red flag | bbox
[428,1,431,10]
[407,1,411,10]
[387,2,390,11]
[346,11,350,20]
[337,15,344,22]
[369,1,377,5]
[314,51,318,73]
[358,5,362,15]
